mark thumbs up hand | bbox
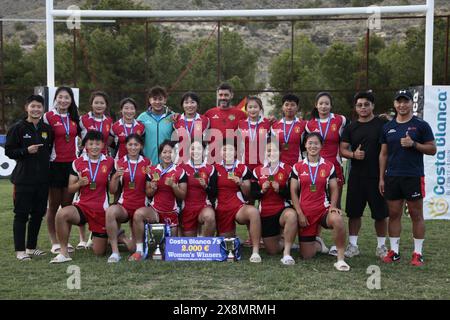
[400,132,415,148]
[353,144,365,160]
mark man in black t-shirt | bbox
[340,91,388,259]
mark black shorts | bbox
[261,210,283,238]
[49,162,72,188]
[384,176,425,201]
[74,206,108,238]
[345,175,388,221]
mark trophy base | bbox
[227,257,235,262]
[152,254,163,260]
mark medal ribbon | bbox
[283,118,297,144]
[307,158,320,187]
[184,114,197,138]
[59,114,70,138]
[123,119,135,137]
[317,114,332,141]
[248,117,260,142]
[88,157,101,184]
[160,163,174,177]
[126,155,138,183]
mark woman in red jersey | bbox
[214,141,262,263]
[105,134,151,263]
[173,92,209,164]
[129,140,187,261]
[111,98,145,160]
[50,131,114,264]
[251,140,298,265]
[43,87,81,254]
[179,140,216,237]
[290,132,350,271]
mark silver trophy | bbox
[224,238,236,262]
[150,224,166,260]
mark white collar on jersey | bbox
[188,159,207,169]
[221,159,241,168]
[82,153,107,162]
[279,116,300,124]
[302,157,325,166]
[119,118,138,126]
[88,111,107,121]
[156,163,176,172]
[52,109,69,117]
[120,155,144,164]
[180,113,201,121]
[316,113,336,121]
[246,116,265,125]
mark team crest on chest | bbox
[229,115,235,121]
[201,172,208,180]
[41,132,48,139]
[102,165,108,173]
[295,127,301,133]
[320,169,326,178]
[331,123,337,132]
[278,173,284,180]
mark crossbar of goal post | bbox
[46,0,435,88]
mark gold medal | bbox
[194,172,200,179]
[310,184,317,192]
[268,175,274,182]
[228,172,234,179]
[90,182,96,190]
[283,143,289,151]
[152,172,160,181]
[65,134,70,143]
[129,181,135,189]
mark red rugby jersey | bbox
[71,154,114,212]
[43,110,78,162]
[305,113,346,165]
[292,158,335,215]
[116,155,151,210]
[253,162,291,217]
[179,161,215,208]
[174,113,209,164]
[111,119,145,160]
[271,118,306,167]
[80,112,113,155]
[238,117,271,171]
[147,164,187,213]
[214,161,249,210]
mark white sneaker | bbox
[344,244,360,258]
[249,253,262,263]
[50,253,72,264]
[16,252,31,261]
[280,255,295,265]
[376,245,388,258]
[328,245,338,257]
[107,253,121,263]
[316,237,329,254]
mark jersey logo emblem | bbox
[331,124,337,132]
[388,129,396,133]
[23,134,31,139]
[41,132,48,139]
[102,165,108,173]
[229,115,235,121]
[320,169,326,178]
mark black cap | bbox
[394,89,413,101]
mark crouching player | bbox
[50,131,114,263]
[106,134,151,263]
[290,132,350,271]
[128,140,187,261]
[251,140,298,265]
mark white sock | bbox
[377,237,386,248]
[349,236,358,247]
[136,243,143,253]
[414,238,424,255]
[390,237,400,254]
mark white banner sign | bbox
[423,86,450,219]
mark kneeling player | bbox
[50,131,114,263]
[290,133,350,271]
[252,141,298,265]
[214,142,262,263]
[106,134,151,263]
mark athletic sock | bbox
[390,237,400,254]
[349,236,358,247]
[413,238,424,255]
[377,237,386,248]
[136,243,143,253]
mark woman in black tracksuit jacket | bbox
[5,95,53,261]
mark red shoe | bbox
[411,252,424,266]
[128,252,143,261]
[382,250,401,263]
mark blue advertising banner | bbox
[165,237,226,261]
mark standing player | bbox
[111,98,145,160]
[50,131,114,263]
[238,96,271,172]
[137,86,175,164]
[205,83,247,161]
[179,140,217,237]
[290,133,350,271]
[129,140,187,261]
[214,142,262,263]
[379,89,436,266]
[105,134,151,263]
[340,91,389,258]
[306,92,347,205]
[80,91,114,155]
[271,94,306,167]
[173,92,209,164]
[43,87,80,254]
[251,140,298,265]
[6,95,53,260]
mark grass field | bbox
[0,179,449,300]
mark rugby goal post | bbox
[45,0,435,88]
